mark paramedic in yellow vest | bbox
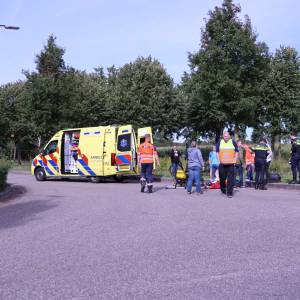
[216,131,239,198]
[138,134,160,193]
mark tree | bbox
[107,56,182,136]
[260,46,300,157]
[24,35,72,144]
[35,35,66,75]
[183,0,269,142]
[59,69,109,128]
[0,82,35,162]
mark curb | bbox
[9,170,31,175]
[0,185,26,202]
[160,177,300,191]
[0,185,13,200]
[268,183,300,190]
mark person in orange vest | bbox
[216,131,239,198]
[242,142,255,186]
[138,134,160,193]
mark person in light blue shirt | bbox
[209,145,219,182]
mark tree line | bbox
[1,0,300,162]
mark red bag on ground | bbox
[209,181,220,189]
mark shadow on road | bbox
[45,176,161,184]
[0,200,57,230]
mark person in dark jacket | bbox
[289,134,300,184]
[169,145,182,183]
[251,138,270,190]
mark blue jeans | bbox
[211,164,219,181]
[187,166,201,193]
[141,163,153,184]
[246,164,254,181]
[171,162,179,178]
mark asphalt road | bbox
[1,172,300,300]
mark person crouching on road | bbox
[187,140,204,195]
[216,131,239,198]
[252,138,270,190]
[169,145,181,184]
[138,134,160,193]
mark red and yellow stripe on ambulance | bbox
[32,147,60,176]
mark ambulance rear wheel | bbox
[34,167,46,181]
[90,176,101,183]
[114,175,124,182]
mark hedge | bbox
[0,160,10,192]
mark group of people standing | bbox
[169,132,272,197]
[138,131,300,195]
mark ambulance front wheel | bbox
[90,176,101,183]
[34,167,46,181]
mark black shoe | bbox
[140,180,146,192]
[227,194,233,198]
[289,180,297,184]
[187,191,192,195]
[197,191,204,195]
[259,186,268,190]
[148,185,153,193]
[254,184,258,190]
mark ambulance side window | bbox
[117,134,131,152]
[43,140,58,155]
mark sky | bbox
[1,0,299,85]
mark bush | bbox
[157,145,212,161]
[0,160,10,192]
[269,157,291,182]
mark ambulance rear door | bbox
[137,127,156,169]
[137,127,153,145]
[116,125,137,173]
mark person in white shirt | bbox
[265,140,273,185]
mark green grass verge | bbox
[10,155,293,183]
[10,161,31,172]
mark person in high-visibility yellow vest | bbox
[216,131,239,198]
[251,138,271,190]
